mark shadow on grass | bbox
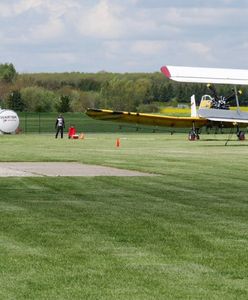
[198,141,248,147]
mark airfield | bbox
[1,132,248,299]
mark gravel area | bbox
[0,162,154,177]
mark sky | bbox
[0,0,248,73]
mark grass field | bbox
[0,132,248,299]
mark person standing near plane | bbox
[55,114,65,138]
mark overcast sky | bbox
[1,0,248,73]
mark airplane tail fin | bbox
[191,95,198,117]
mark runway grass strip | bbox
[0,133,248,299]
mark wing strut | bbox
[234,86,240,112]
[225,128,234,146]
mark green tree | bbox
[100,78,126,110]
[0,63,17,83]
[158,83,174,102]
[57,95,71,113]
[7,90,24,111]
[70,91,101,112]
[21,86,59,112]
[100,77,152,111]
[78,78,101,91]
[133,78,152,107]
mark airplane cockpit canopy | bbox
[199,95,213,109]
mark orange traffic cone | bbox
[116,138,120,147]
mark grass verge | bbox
[0,133,248,299]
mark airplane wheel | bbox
[188,131,196,141]
[237,131,245,140]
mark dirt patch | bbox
[0,162,155,177]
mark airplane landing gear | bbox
[188,128,200,141]
[188,122,200,141]
[236,125,245,140]
[237,130,245,140]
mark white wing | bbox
[161,65,248,85]
[207,118,248,123]
[198,107,248,124]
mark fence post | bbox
[39,113,41,134]
[25,112,27,133]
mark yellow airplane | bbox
[86,65,248,140]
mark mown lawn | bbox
[0,133,248,299]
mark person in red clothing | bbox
[68,125,76,139]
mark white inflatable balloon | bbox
[0,109,19,133]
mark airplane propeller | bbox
[207,84,242,109]
[207,83,218,100]
[225,88,242,102]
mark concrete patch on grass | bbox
[0,162,154,177]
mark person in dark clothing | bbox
[55,114,65,138]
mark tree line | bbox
[0,63,247,113]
